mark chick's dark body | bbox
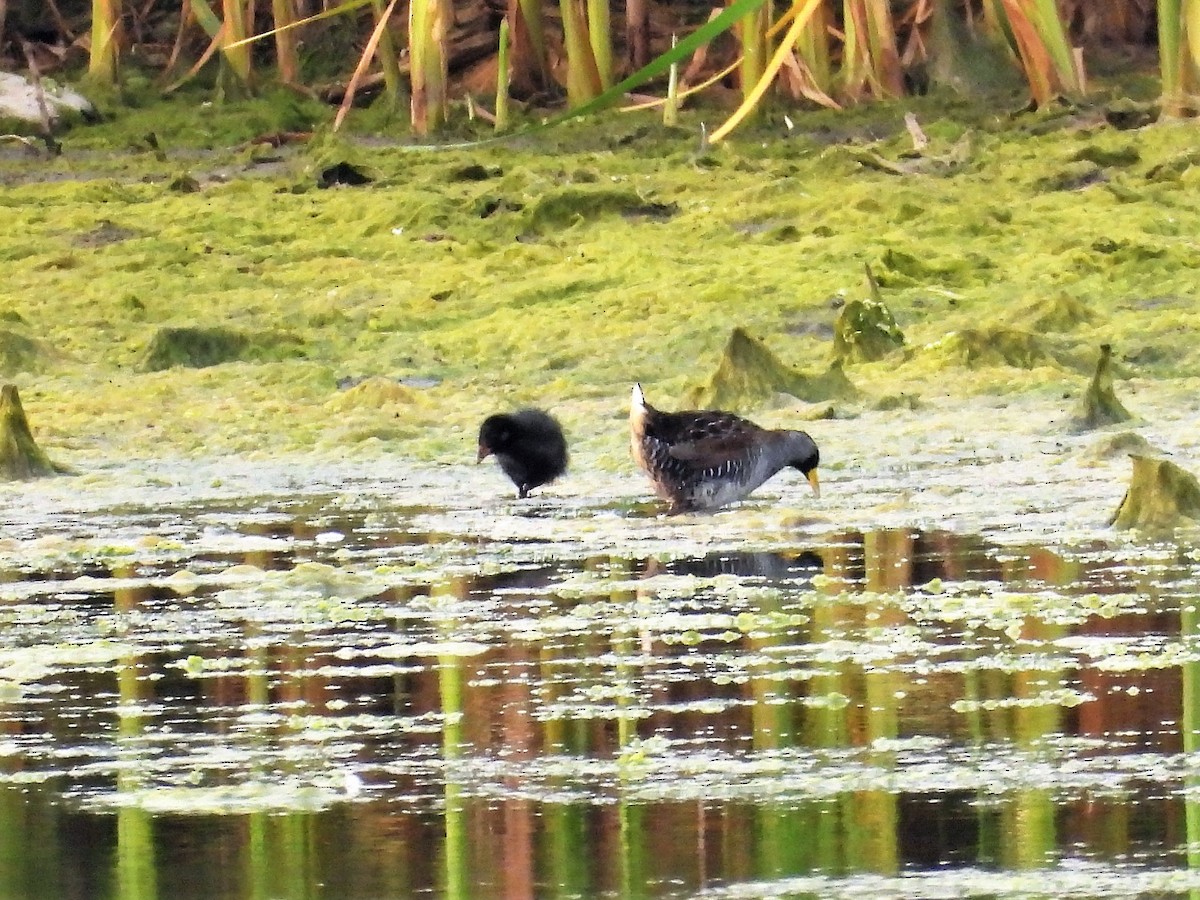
[478,408,568,498]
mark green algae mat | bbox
[4,93,1200,475]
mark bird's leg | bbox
[518,485,530,499]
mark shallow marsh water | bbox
[4,392,1200,899]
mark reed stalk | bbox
[980,0,1006,34]
[999,0,1056,104]
[410,0,450,133]
[587,0,613,88]
[1158,0,1200,116]
[496,17,511,131]
[737,0,768,114]
[511,0,550,88]
[710,0,823,142]
[1161,0,1183,112]
[794,1,832,96]
[863,0,903,97]
[370,0,404,107]
[1188,0,1200,84]
[990,0,1082,103]
[625,0,650,70]
[1027,0,1082,94]
[663,34,679,126]
[334,0,400,129]
[221,0,254,89]
[271,0,299,83]
[559,0,602,105]
[841,0,868,98]
[88,0,122,85]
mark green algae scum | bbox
[5,90,1200,896]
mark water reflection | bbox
[3,506,1200,897]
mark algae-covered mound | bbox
[876,247,976,288]
[1110,454,1200,530]
[138,326,304,372]
[1021,292,1095,332]
[922,327,1059,370]
[832,268,904,364]
[688,327,858,409]
[1082,431,1154,462]
[1104,98,1158,130]
[302,131,374,190]
[1074,344,1133,430]
[524,188,678,233]
[0,329,49,375]
[327,376,422,411]
[0,384,64,480]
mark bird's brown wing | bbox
[653,411,765,471]
[666,435,752,467]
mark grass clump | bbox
[327,377,423,411]
[524,188,677,233]
[1020,293,1095,332]
[138,326,305,372]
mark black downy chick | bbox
[477,408,568,499]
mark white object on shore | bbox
[0,71,95,126]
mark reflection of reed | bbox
[15,516,1200,896]
[1183,603,1200,876]
[113,563,157,900]
[439,653,466,900]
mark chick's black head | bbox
[477,414,515,461]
